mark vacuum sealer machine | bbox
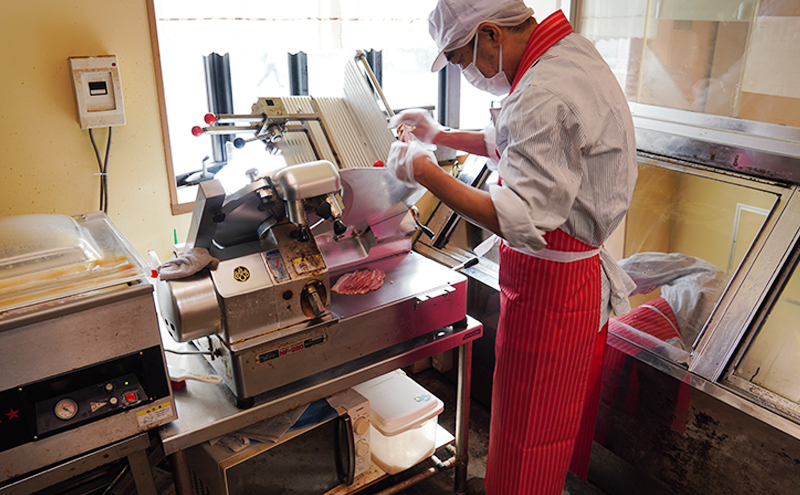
[0,212,175,484]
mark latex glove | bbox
[388,109,442,144]
[158,247,220,281]
[483,124,500,171]
[387,141,436,187]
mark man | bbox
[385,1,638,493]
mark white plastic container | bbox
[352,370,444,474]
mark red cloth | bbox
[610,296,682,347]
[509,10,573,93]
[485,229,601,495]
[571,297,683,478]
[569,321,608,480]
[604,297,691,434]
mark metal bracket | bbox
[414,286,455,309]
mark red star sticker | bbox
[6,408,19,420]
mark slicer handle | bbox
[452,257,479,272]
[303,283,327,318]
[410,205,435,238]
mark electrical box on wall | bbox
[69,55,125,129]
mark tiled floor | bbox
[357,367,608,495]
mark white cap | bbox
[428,0,535,72]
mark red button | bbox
[125,392,137,403]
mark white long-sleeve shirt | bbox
[487,33,638,320]
[489,33,637,251]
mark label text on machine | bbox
[257,334,328,363]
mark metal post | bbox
[288,52,309,96]
[455,341,473,495]
[203,53,233,164]
[169,450,193,495]
[438,64,461,129]
[127,449,158,495]
[364,49,383,88]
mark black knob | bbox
[333,220,347,236]
[234,137,246,149]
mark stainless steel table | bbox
[0,432,157,495]
[158,316,482,495]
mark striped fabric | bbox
[482,12,638,493]
[579,298,682,470]
[485,229,602,495]
[598,298,691,439]
[609,297,682,351]
[509,10,573,93]
[488,31,637,252]
[569,320,608,480]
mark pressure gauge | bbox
[54,398,78,421]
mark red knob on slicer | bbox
[204,113,217,124]
[191,126,204,137]
[373,160,385,168]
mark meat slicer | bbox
[157,59,469,408]
[161,159,345,345]
[157,162,469,408]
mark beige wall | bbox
[0,0,191,261]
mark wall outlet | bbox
[69,55,125,129]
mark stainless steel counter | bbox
[158,315,482,495]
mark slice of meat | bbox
[331,268,386,295]
[331,271,358,292]
[397,123,414,143]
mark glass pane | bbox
[579,0,800,127]
[227,417,340,495]
[735,265,800,404]
[738,1,800,127]
[613,162,777,354]
[638,0,755,116]
[579,0,648,101]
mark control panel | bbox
[0,346,170,453]
[35,373,146,437]
[327,388,370,479]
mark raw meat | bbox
[331,268,386,295]
[397,122,414,143]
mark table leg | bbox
[169,450,193,495]
[454,341,472,495]
[128,449,158,495]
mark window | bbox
[612,159,778,362]
[148,0,440,214]
[577,0,800,127]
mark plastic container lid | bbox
[0,212,147,313]
[352,370,443,437]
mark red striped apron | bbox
[568,321,608,480]
[485,229,602,495]
[609,296,682,351]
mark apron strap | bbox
[474,234,636,317]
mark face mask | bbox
[461,35,512,96]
